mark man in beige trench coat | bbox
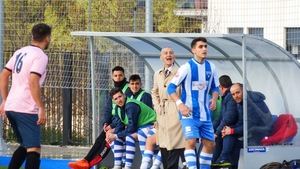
[150,47,186,169]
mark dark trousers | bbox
[84,130,111,166]
[219,135,237,162]
[160,147,185,169]
[213,135,243,169]
[230,139,243,169]
[212,135,223,163]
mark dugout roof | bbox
[71,32,300,117]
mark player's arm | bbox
[0,68,12,116]
[141,92,153,109]
[116,103,140,138]
[167,65,190,117]
[29,73,46,125]
[102,97,113,128]
[210,91,219,110]
[0,54,15,116]
[0,69,12,102]
[209,66,220,110]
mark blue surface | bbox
[0,156,72,169]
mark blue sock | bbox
[199,152,213,169]
[184,149,197,169]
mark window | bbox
[176,0,207,9]
[286,28,300,60]
[248,28,264,38]
[228,28,243,34]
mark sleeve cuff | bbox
[176,99,183,106]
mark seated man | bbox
[228,83,273,146]
[68,66,130,169]
[128,74,153,108]
[128,74,155,156]
[106,87,156,169]
[212,75,239,167]
[221,83,273,168]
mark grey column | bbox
[242,35,249,169]
[145,0,153,33]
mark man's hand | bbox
[103,123,112,132]
[222,126,232,138]
[107,128,115,134]
[37,107,46,125]
[154,122,158,129]
[209,98,217,111]
[103,123,108,131]
[178,103,192,117]
[0,101,5,119]
[106,132,116,143]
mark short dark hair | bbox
[110,87,123,97]
[31,23,52,42]
[191,37,207,48]
[129,74,141,82]
[112,66,125,73]
[219,75,233,88]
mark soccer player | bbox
[68,66,131,169]
[128,74,155,154]
[106,88,156,169]
[128,74,152,108]
[168,37,219,169]
[0,23,52,169]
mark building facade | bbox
[207,0,300,60]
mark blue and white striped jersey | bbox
[168,58,219,121]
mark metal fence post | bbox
[242,34,248,169]
[145,0,153,33]
[0,0,8,155]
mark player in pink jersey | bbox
[0,23,51,169]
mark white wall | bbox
[207,0,300,47]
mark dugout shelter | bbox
[71,32,300,169]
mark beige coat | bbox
[151,66,185,150]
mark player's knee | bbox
[147,135,156,144]
[27,147,41,153]
[202,140,215,152]
[130,133,138,140]
[185,139,197,149]
[145,135,157,150]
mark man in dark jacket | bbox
[221,83,273,168]
[212,75,238,167]
[225,83,273,145]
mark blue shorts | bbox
[181,118,214,141]
[6,111,41,148]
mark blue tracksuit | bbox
[213,89,238,163]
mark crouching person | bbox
[106,88,156,169]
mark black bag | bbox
[260,162,285,169]
[287,159,300,168]
[260,161,291,169]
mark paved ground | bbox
[1,142,90,159]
